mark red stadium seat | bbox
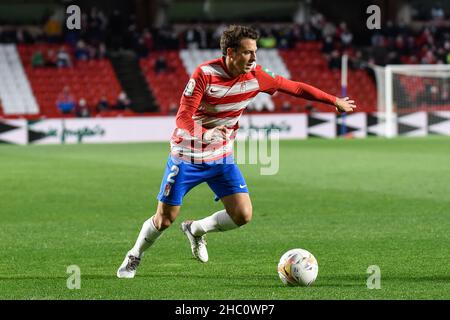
[279,47,377,112]
[18,44,124,117]
[139,51,189,112]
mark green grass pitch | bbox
[0,137,449,299]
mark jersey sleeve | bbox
[255,65,283,95]
[176,67,208,138]
[256,65,337,106]
[277,77,337,105]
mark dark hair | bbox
[220,25,259,56]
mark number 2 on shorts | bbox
[167,165,179,183]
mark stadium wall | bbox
[1,112,449,145]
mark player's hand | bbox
[335,97,357,113]
[203,125,229,143]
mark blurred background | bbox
[0,0,448,131]
[1,1,450,302]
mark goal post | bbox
[373,64,450,138]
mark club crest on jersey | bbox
[240,82,247,92]
[184,78,196,96]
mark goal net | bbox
[373,65,450,137]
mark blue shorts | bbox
[157,155,249,206]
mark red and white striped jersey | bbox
[171,57,337,162]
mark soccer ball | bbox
[277,248,319,286]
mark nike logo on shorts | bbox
[239,184,247,189]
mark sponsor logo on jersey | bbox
[184,78,196,96]
[263,68,276,78]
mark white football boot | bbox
[117,251,141,278]
[181,221,208,263]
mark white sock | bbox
[190,210,239,236]
[130,217,162,257]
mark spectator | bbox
[387,51,401,64]
[282,101,292,112]
[305,104,318,113]
[302,23,318,41]
[154,55,168,73]
[168,101,178,115]
[45,49,57,67]
[115,91,131,110]
[340,29,353,48]
[445,41,450,64]
[75,40,90,60]
[421,50,436,64]
[321,21,337,39]
[276,26,293,49]
[75,98,90,117]
[31,50,44,68]
[56,86,76,115]
[431,4,445,21]
[350,50,369,70]
[96,96,110,112]
[96,42,107,59]
[43,11,63,42]
[328,50,341,70]
[56,47,72,67]
[184,27,201,49]
[253,98,275,112]
[259,30,277,49]
[397,1,415,25]
[196,25,208,49]
[136,37,149,58]
[264,100,275,112]
[322,36,335,55]
[141,28,153,49]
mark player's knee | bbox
[154,202,180,231]
[158,216,174,230]
[153,213,176,231]
[234,206,252,226]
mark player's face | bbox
[229,38,257,75]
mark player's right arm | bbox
[176,68,228,143]
[176,67,208,139]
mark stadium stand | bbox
[2,2,447,118]
[140,51,188,114]
[139,44,377,114]
[279,42,377,112]
[17,44,123,117]
[0,38,381,117]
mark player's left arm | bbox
[277,77,357,113]
[256,67,356,113]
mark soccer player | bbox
[117,25,356,278]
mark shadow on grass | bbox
[0,275,117,281]
[2,274,449,285]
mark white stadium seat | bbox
[0,44,39,115]
[179,48,290,112]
